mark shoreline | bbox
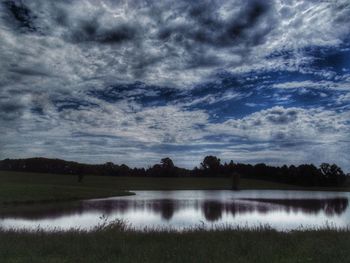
[1,171,348,207]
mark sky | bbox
[0,0,350,170]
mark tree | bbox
[161,157,175,169]
[201,156,221,170]
[297,164,321,186]
[320,163,332,178]
[320,163,346,186]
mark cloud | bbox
[1,92,349,169]
[0,0,350,170]
[157,0,276,47]
[207,106,350,143]
[1,0,349,89]
[57,102,209,144]
[273,79,350,91]
[61,12,138,44]
[0,98,25,121]
[2,0,37,32]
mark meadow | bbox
[1,170,349,205]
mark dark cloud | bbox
[8,67,52,77]
[266,108,298,124]
[53,98,98,112]
[158,0,274,47]
[143,0,277,80]
[3,0,37,32]
[0,99,25,121]
[67,19,137,44]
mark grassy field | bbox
[0,170,349,206]
[0,223,349,263]
[0,171,135,205]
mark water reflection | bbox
[239,198,349,216]
[1,190,349,230]
[1,197,348,222]
[202,201,223,221]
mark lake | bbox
[1,190,349,231]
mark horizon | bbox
[1,156,349,174]
[1,0,350,170]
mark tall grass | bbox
[1,221,349,263]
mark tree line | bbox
[0,156,348,187]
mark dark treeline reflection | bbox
[239,198,349,216]
[2,197,348,222]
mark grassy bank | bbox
[0,170,349,206]
[1,171,349,194]
[0,224,349,263]
[0,171,135,205]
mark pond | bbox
[1,190,349,231]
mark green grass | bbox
[0,171,134,205]
[0,170,349,205]
[0,224,349,263]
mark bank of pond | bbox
[1,190,349,232]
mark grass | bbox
[1,170,349,193]
[0,171,134,205]
[0,223,349,263]
[0,170,348,209]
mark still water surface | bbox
[1,190,349,231]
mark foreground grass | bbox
[0,224,349,263]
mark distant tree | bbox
[191,166,203,177]
[119,164,130,176]
[103,162,116,176]
[161,157,175,169]
[320,163,346,186]
[320,163,332,178]
[297,164,321,186]
[201,156,221,171]
[0,157,347,187]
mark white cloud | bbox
[207,106,350,143]
[1,0,349,92]
[1,0,350,170]
[273,80,350,91]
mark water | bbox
[1,190,349,231]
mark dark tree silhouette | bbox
[201,156,221,170]
[161,157,175,169]
[201,156,221,176]
[0,157,348,187]
[320,163,347,186]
